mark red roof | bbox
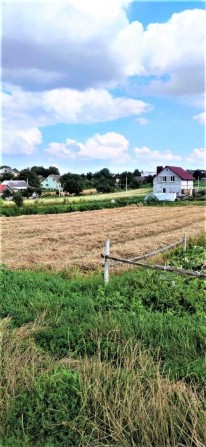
[0,184,13,192]
[159,166,195,181]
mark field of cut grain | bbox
[1,205,205,271]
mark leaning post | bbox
[104,239,110,284]
[183,234,187,252]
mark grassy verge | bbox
[0,195,205,217]
[0,235,205,446]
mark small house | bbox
[153,166,195,196]
[41,175,61,190]
[2,180,29,192]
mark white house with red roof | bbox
[153,166,195,196]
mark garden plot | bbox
[1,205,205,272]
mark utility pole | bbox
[126,176,127,192]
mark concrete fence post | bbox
[183,234,187,252]
[104,239,110,284]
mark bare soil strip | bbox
[1,205,205,271]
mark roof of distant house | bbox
[49,174,60,181]
[0,184,13,193]
[156,166,195,181]
[2,180,29,188]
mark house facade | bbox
[41,175,61,190]
[153,166,195,196]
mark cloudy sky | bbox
[2,0,205,174]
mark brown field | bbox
[1,205,205,272]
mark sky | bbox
[1,0,206,174]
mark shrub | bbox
[13,192,24,207]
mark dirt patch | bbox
[1,205,205,272]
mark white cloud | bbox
[3,127,42,155]
[186,148,206,164]
[134,146,182,164]
[45,132,130,162]
[2,4,205,97]
[43,88,151,123]
[193,112,206,125]
[3,85,151,130]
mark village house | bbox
[1,180,29,192]
[0,166,19,177]
[41,174,61,190]
[153,166,195,196]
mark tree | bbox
[31,166,60,177]
[61,173,83,195]
[96,181,114,193]
[2,189,12,200]
[0,172,15,181]
[18,169,41,192]
[133,169,141,177]
[193,170,203,180]
[13,192,23,207]
[48,166,60,175]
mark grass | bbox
[1,187,152,207]
[0,235,205,446]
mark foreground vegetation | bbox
[0,235,205,446]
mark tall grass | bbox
[78,341,206,447]
[1,321,205,447]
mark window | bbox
[162,176,166,182]
[171,176,175,182]
[163,188,166,193]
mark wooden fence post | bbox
[104,239,110,284]
[183,234,187,252]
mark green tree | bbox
[96,181,114,193]
[193,170,204,180]
[61,173,83,195]
[0,173,15,181]
[31,166,60,177]
[18,169,41,192]
[13,192,23,207]
[2,189,12,200]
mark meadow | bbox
[1,187,152,207]
[0,234,206,446]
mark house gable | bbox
[41,175,61,190]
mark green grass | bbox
[0,236,205,446]
[1,187,152,207]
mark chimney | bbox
[157,166,163,174]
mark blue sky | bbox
[2,0,205,174]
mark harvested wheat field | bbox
[1,205,205,272]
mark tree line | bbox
[1,166,153,196]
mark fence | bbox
[102,235,206,284]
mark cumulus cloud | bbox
[45,132,130,162]
[193,112,206,125]
[3,127,42,155]
[3,86,151,130]
[186,148,206,163]
[2,3,205,97]
[134,146,182,163]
